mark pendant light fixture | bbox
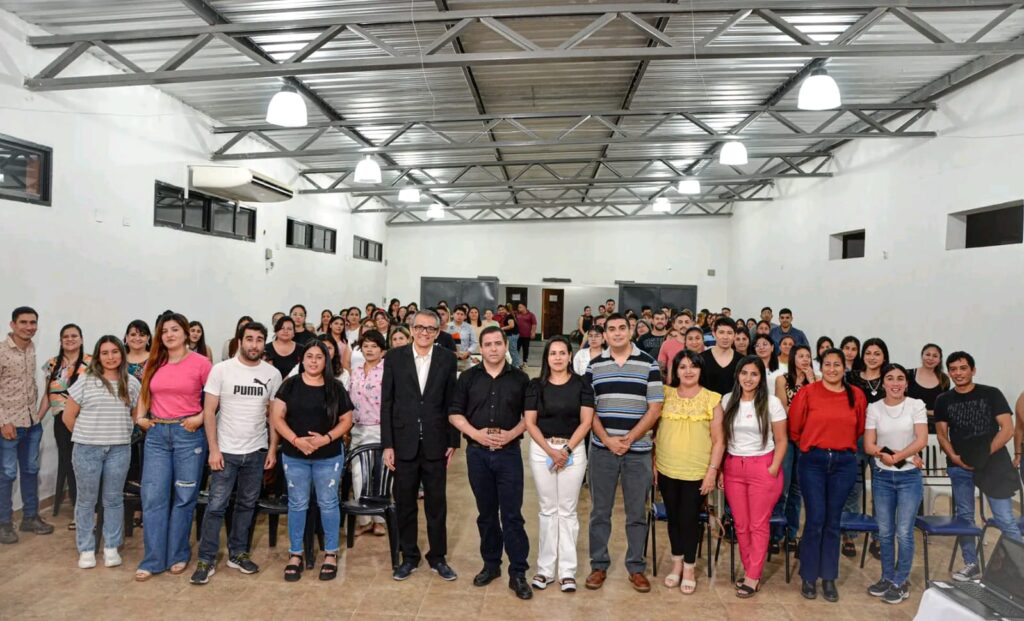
[354,155,382,184]
[265,85,307,128]
[426,203,445,219]
[398,187,421,203]
[719,140,748,166]
[653,196,672,213]
[797,67,841,111]
[677,177,701,194]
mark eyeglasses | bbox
[412,325,439,334]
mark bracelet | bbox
[708,464,718,470]
[326,431,334,443]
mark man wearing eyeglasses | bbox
[382,310,460,582]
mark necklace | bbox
[865,376,882,397]
[884,399,906,419]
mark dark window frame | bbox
[0,132,53,206]
[153,181,256,242]
[353,235,383,262]
[841,230,866,259]
[286,217,336,254]
[964,201,1023,249]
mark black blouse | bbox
[525,375,595,438]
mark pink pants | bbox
[723,452,784,581]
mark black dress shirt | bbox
[450,362,530,448]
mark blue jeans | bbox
[72,444,130,552]
[949,466,1023,565]
[467,445,530,576]
[772,443,802,540]
[197,450,266,563]
[282,452,343,555]
[139,423,207,573]
[507,334,521,367]
[798,448,857,582]
[872,467,923,585]
[0,423,43,524]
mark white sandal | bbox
[664,555,683,588]
[680,563,697,595]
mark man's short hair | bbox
[606,299,615,304]
[713,317,737,332]
[946,351,975,369]
[479,325,507,344]
[605,312,628,327]
[721,307,731,312]
[240,322,268,340]
[11,306,37,322]
[780,307,793,316]
[761,306,772,313]
[414,309,442,327]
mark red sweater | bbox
[788,382,866,452]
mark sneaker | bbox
[883,582,910,605]
[953,563,982,582]
[0,523,17,544]
[78,551,97,569]
[430,561,457,582]
[867,578,891,597]
[190,561,215,585]
[769,540,781,555]
[227,552,259,574]
[103,548,122,568]
[531,574,554,590]
[19,516,54,535]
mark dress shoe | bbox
[801,579,817,600]
[585,569,607,590]
[473,566,501,587]
[509,574,533,600]
[392,560,419,581]
[822,580,839,602]
[628,572,651,593]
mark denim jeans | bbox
[0,423,43,524]
[197,450,265,563]
[798,448,857,582]
[467,445,530,576]
[949,465,1023,565]
[872,467,923,585]
[772,443,802,541]
[282,452,343,555]
[139,423,208,573]
[507,334,521,367]
[72,444,130,552]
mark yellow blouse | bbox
[655,386,720,481]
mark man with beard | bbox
[637,311,669,359]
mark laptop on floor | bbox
[933,535,1024,620]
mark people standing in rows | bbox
[40,323,89,528]
[524,336,594,593]
[699,317,738,396]
[572,326,605,376]
[576,306,594,347]
[449,327,532,599]
[637,310,669,359]
[290,305,317,348]
[733,327,751,357]
[935,351,1022,582]
[270,341,353,582]
[382,310,459,583]
[788,348,866,603]
[585,314,663,593]
[769,308,809,351]
[264,317,302,378]
[655,350,721,595]
[864,363,927,605]
[907,343,949,433]
[135,312,213,581]
[388,326,410,350]
[515,303,537,369]
[721,356,788,598]
[840,336,864,373]
[190,321,281,585]
[752,335,780,396]
[187,321,213,361]
[344,307,361,346]
[348,329,387,537]
[221,315,253,361]
[63,335,140,568]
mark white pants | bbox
[529,439,588,579]
[350,424,385,525]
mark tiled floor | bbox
[1,446,975,621]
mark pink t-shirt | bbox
[149,351,213,420]
[658,338,686,370]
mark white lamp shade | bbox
[677,178,701,194]
[398,187,421,203]
[719,140,748,165]
[798,71,841,111]
[354,156,382,184]
[265,87,307,127]
[426,203,445,219]
[653,197,671,212]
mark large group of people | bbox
[1,299,1022,608]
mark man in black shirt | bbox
[699,317,738,395]
[637,310,669,359]
[449,326,532,599]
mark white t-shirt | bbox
[205,357,283,454]
[866,397,928,471]
[766,368,786,397]
[722,392,787,456]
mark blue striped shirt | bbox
[585,344,663,453]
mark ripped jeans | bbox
[139,422,208,573]
[282,452,344,556]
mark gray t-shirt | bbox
[67,374,140,445]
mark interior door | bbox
[505,286,528,309]
[541,288,564,338]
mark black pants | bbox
[394,443,448,566]
[466,445,529,575]
[53,415,76,511]
[517,336,531,363]
[658,474,704,563]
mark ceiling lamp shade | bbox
[797,68,841,111]
[677,177,701,194]
[426,203,445,219]
[398,187,421,203]
[265,85,307,127]
[719,140,748,166]
[353,156,382,184]
[653,196,672,213]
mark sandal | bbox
[664,555,683,588]
[319,553,338,582]
[284,554,304,582]
[68,521,76,531]
[134,569,153,582]
[736,582,761,599]
[680,563,697,595]
[169,562,187,575]
[372,523,386,537]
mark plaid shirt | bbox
[0,334,37,428]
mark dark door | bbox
[506,287,528,310]
[541,288,564,338]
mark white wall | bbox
[0,10,387,508]
[729,59,1024,398]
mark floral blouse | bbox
[42,355,91,415]
[349,361,383,426]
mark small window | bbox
[153,181,255,242]
[353,235,383,262]
[947,201,1023,250]
[287,218,336,254]
[0,133,52,206]
[829,229,865,260]
[211,198,235,235]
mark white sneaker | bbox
[103,548,122,568]
[78,551,97,569]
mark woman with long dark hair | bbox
[316,309,333,336]
[388,298,402,324]
[813,336,834,374]
[270,341,354,582]
[124,320,151,382]
[222,315,253,361]
[186,321,213,361]
[265,316,302,378]
[840,336,864,373]
[733,327,751,357]
[720,356,788,598]
[327,315,353,373]
[290,304,317,348]
[908,343,950,433]
[134,313,213,581]
[752,334,779,395]
[63,335,139,569]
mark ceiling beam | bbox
[351,197,766,213]
[387,211,734,226]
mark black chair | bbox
[915,466,984,583]
[340,443,399,569]
[644,484,714,578]
[839,460,878,569]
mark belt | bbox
[546,437,570,445]
[149,417,184,425]
[808,446,854,454]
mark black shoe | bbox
[869,539,881,560]
[822,580,839,602]
[18,516,54,535]
[430,561,457,581]
[769,540,781,555]
[801,580,817,600]
[867,578,891,597]
[0,523,17,544]
[227,552,259,574]
[841,538,856,558]
[189,561,215,585]
[509,575,533,600]
[393,560,419,581]
[473,566,501,587]
[786,538,799,553]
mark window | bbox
[353,236,383,262]
[947,201,1023,250]
[153,181,255,241]
[829,229,865,260]
[287,217,336,254]
[0,133,52,206]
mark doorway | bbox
[541,288,564,338]
[505,286,528,310]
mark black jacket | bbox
[381,343,459,460]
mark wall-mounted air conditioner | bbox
[188,165,293,203]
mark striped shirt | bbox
[585,344,663,453]
[67,375,140,445]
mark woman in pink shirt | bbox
[348,330,386,536]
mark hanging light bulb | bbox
[265,85,307,127]
[426,203,445,219]
[798,67,841,111]
[677,177,701,194]
[398,187,421,203]
[353,155,382,184]
[653,196,671,213]
[719,140,748,166]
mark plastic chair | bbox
[839,460,878,569]
[921,435,950,514]
[340,443,399,569]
